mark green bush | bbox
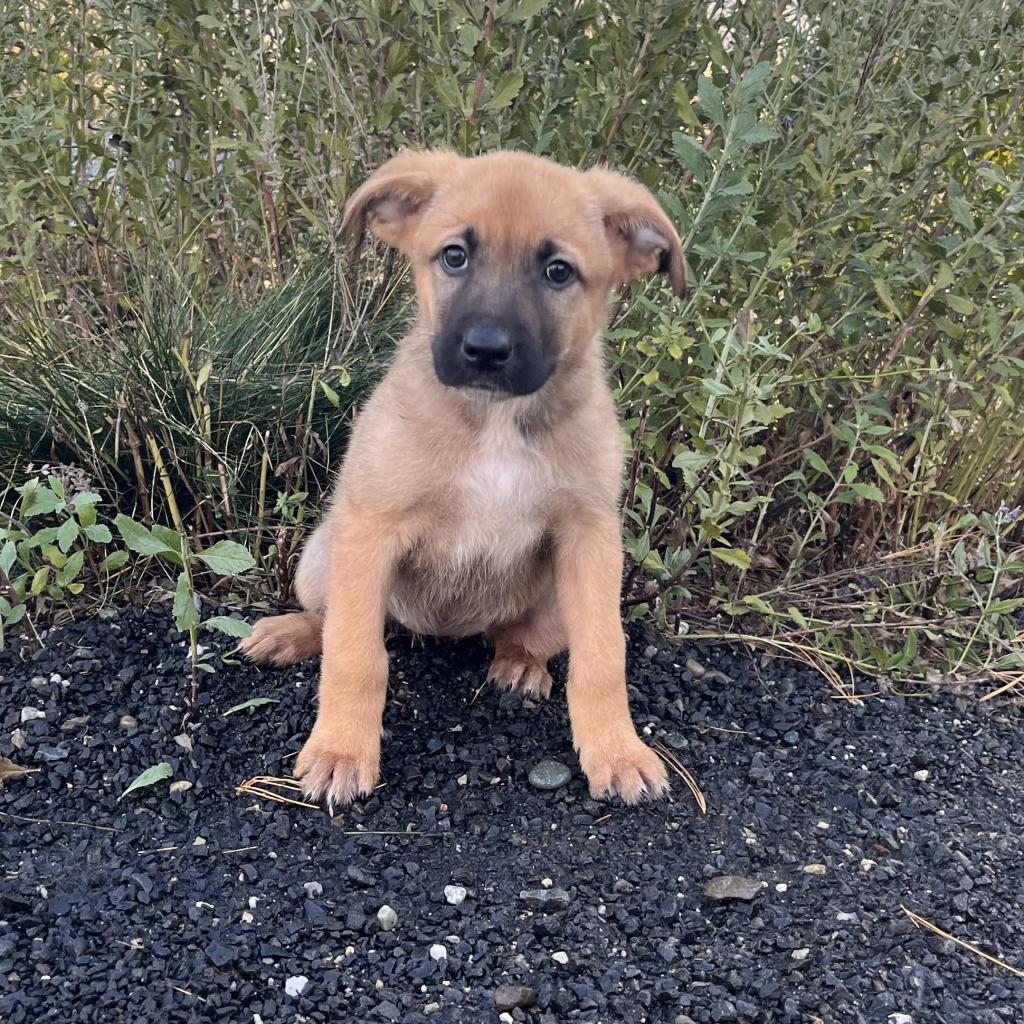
[1,0,1022,684]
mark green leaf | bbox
[196,540,256,576]
[222,696,279,716]
[0,540,16,578]
[720,180,754,197]
[117,762,173,802]
[173,572,199,633]
[203,616,253,638]
[505,0,551,21]
[852,482,885,503]
[100,550,129,572]
[23,487,61,519]
[944,294,974,315]
[672,131,706,180]
[57,550,85,586]
[787,606,809,629]
[710,547,751,570]
[72,492,101,509]
[30,566,48,595]
[873,277,901,317]
[673,81,701,129]
[947,192,976,233]
[987,598,1023,616]
[319,379,340,408]
[56,517,79,553]
[742,595,774,615]
[76,502,97,529]
[115,515,178,558]
[84,524,112,544]
[737,123,778,145]
[737,61,773,101]
[484,69,524,111]
[804,450,833,478]
[696,75,724,126]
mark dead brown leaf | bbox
[0,756,38,787]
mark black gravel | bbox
[2,607,1023,1023]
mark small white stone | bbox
[377,904,398,931]
[792,948,810,960]
[541,878,553,889]
[860,858,877,872]
[169,780,193,794]
[303,881,323,898]
[887,1015,914,1024]
[837,911,858,922]
[345,945,355,956]
[192,836,207,846]
[429,944,447,962]
[254,1015,264,1024]
[913,769,929,782]
[20,707,45,723]
[802,863,826,876]
[10,728,25,750]
[775,883,788,892]
[49,672,63,684]
[444,885,467,906]
[248,896,259,909]
[424,1004,441,1015]
[284,975,309,997]
[500,1015,514,1024]
[241,910,254,924]
[816,821,830,830]
[457,774,468,786]
[375,979,385,991]
[552,951,569,965]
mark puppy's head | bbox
[343,150,686,398]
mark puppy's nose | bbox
[461,323,511,370]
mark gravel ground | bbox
[2,606,1023,1024]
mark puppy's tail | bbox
[241,611,322,667]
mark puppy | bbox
[242,150,687,806]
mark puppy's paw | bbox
[578,733,669,804]
[487,655,553,699]
[241,613,321,667]
[294,732,380,810]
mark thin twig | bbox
[902,906,1024,979]
[0,809,121,833]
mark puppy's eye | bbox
[544,259,575,288]
[440,244,469,274]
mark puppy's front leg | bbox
[295,509,408,808]
[554,513,668,803]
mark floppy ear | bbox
[341,149,460,253]
[586,168,689,297]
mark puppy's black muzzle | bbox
[433,312,554,397]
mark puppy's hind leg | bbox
[241,522,329,666]
[487,590,567,700]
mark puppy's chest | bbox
[443,431,553,569]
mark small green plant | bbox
[114,516,255,700]
[0,474,127,647]
[118,762,173,803]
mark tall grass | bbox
[1,0,1022,683]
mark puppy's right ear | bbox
[341,150,459,254]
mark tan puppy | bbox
[242,150,687,807]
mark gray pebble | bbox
[519,887,571,911]
[377,904,398,931]
[443,884,467,906]
[494,985,537,1011]
[703,876,764,901]
[528,758,571,791]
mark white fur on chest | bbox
[449,417,552,569]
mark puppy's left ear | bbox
[341,149,460,254]
[586,168,689,298]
